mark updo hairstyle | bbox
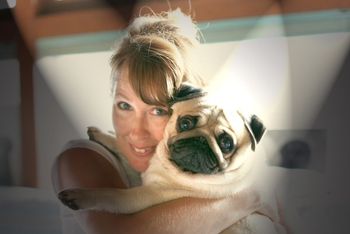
[110,8,203,106]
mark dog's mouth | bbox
[169,136,223,174]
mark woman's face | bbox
[112,66,170,172]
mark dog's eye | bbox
[177,115,198,132]
[217,132,235,154]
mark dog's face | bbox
[163,85,266,175]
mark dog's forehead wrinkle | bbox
[215,126,236,141]
[176,109,212,126]
[205,109,230,131]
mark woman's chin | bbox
[129,156,152,172]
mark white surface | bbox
[0,186,62,234]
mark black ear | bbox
[168,84,207,106]
[249,115,266,144]
[238,112,266,151]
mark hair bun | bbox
[166,8,199,45]
[128,8,200,49]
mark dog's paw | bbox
[58,189,95,211]
[87,126,102,141]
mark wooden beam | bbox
[11,1,38,187]
[36,0,106,15]
[0,9,16,43]
[34,0,350,38]
[18,32,37,187]
[12,0,36,57]
[36,7,127,38]
[278,0,350,14]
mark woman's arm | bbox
[52,148,262,234]
[77,194,259,234]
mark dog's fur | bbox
[58,85,284,233]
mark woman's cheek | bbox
[150,117,169,141]
[113,111,130,134]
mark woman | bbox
[52,9,281,234]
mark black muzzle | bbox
[169,136,220,174]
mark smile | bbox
[131,145,155,156]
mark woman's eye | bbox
[217,132,235,154]
[116,102,132,111]
[177,115,198,132]
[151,107,169,116]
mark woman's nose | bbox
[129,115,150,140]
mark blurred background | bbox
[0,0,349,233]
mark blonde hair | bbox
[110,8,203,106]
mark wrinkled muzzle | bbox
[169,136,220,174]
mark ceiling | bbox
[1,0,349,57]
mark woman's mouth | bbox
[130,145,156,157]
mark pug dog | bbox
[58,85,284,234]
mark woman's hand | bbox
[230,178,293,233]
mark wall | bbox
[33,31,350,188]
[34,51,113,188]
[0,59,21,185]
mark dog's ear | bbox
[169,83,207,106]
[238,112,266,151]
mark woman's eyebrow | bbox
[114,91,129,100]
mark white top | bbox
[58,139,141,234]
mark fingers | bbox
[231,186,261,212]
[58,189,81,210]
[255,202,278,223]
[236,186,279,222]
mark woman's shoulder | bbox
[53,139,141,190]
[61,139,112,155]
[54,147,126,190]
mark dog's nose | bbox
[169,136,223,174]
